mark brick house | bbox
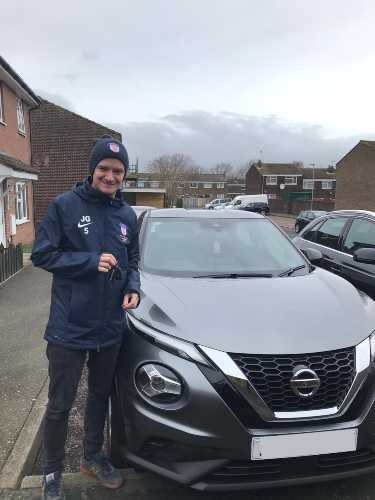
[0,56,40,247]
[246,161,335,214]
[122,170,166,208]
[30,100,124,226]
[225,176,246,198]
[335,140,375,211]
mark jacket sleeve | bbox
[123,223,141,297]
[31,200,100,278]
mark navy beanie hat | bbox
[89,134,129,176]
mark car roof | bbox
[149,208,264,219]
[328,209,375,218]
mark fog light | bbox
[136,364,183,403]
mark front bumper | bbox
[113,332,375,491]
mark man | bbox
[31,135,140,500]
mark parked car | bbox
[205,198,232,209]
[239,201,270,215]
[226,194,268,211]
[110,208,375,492]
[214,201,233,210]
[295,210,327,233]
[131,205,155,218]
[294,209,375,299]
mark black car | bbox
[110,209,375,492]
[239,201,270,216]
[294,210,375,299]
[295,210,327,233]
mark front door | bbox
[0,182,6,247]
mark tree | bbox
[210,162,233,176]
[148,154,193,206]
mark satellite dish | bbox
[280,183,285,190]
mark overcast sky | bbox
[2,0,375,168]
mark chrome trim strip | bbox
[200,337,371,422]
[127,314,210,366]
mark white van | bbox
[225,194,268,210]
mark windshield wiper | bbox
[278,264,307,277]
[193,273,273,279]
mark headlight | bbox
[127,314,211,366]
[136,363,183,403]
[370,332,375,365]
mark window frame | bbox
[203,182,213,189]
[16,97,26,135]
[284,176,298,185]
[0,84,4,124]
[265,175,277,185]
[15,181,28,224]
[321,180,333,190]
[303,179,314,190]
[216,182,225,189]
[190,182,198,188]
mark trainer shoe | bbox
[80,453,123,489]
[41,471,65,500]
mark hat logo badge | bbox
[109,142,120,153]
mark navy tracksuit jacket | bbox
[31,179,141,350]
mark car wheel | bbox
[295,223,300,233]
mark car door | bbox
[297,216,350,275]
[339,217,375,297]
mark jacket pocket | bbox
[68,278,101,326]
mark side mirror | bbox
[302,247,323,264]
[353,248,375,264]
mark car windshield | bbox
[142,217,306,277]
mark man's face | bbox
[92,158,125,196]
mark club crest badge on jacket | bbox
[120,223,128,242]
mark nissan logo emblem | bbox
[290,365,320,398]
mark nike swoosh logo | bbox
[77,222,93,228]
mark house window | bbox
[265,176,277,185]
[322,180,333,190]
[216,183,225,189]
[137,181,145,188]
[16,182,28,223]
[284,176,297,185]
[190,182,198,188]
[303,179,314,190]
[217,193,225,199]
[16,98,26,135]
[0,85,4,123]
[203,183,212,188]
[150,181,160,188]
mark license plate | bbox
[251,428,358,461]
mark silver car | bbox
[111,209,375,492]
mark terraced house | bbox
[0,56,39,247]
[246,161,336,214]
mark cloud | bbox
[107,111,369,169]
[34,90,76,111]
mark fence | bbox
[0,243,23,283]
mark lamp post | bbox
[310,163,315,210]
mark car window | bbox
[301,219,324,242]
[343,218,375,254]
[315,217,347,250]
[142,218,305,277]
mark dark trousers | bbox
[42,342,121,474]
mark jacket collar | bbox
[73,178,124,207]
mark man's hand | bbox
[98,253,117,272]
[122,293,140,310]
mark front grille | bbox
[230,348,355,412]
[205,450,375,486]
